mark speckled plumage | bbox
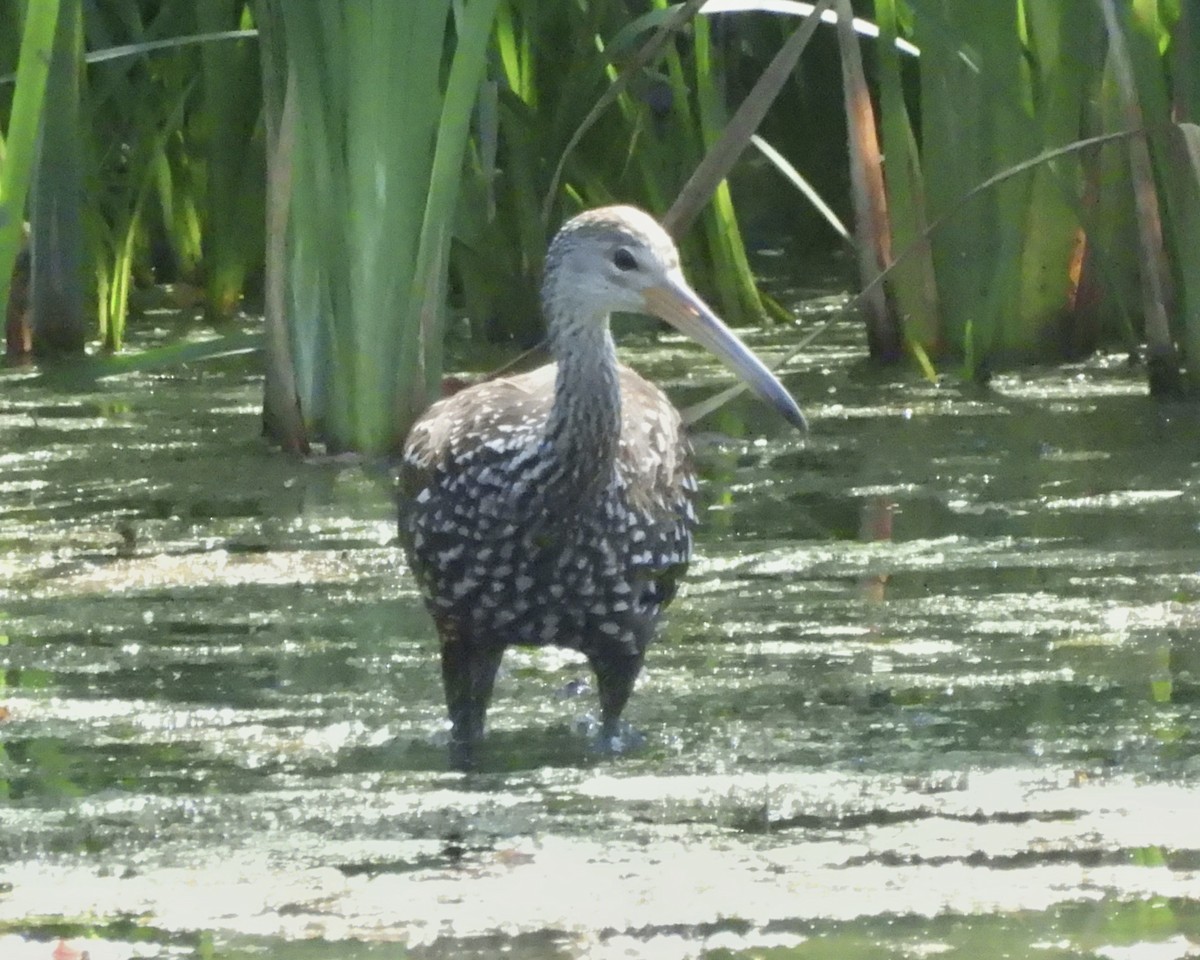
[399,206,803,768]
[402,363,696,657]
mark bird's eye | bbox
[612,247,639,271]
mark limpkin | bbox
[400,206,805,768]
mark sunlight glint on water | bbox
[2,319,1200,958]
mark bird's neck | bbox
[545,319,622,489]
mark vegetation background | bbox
[1,0,1198,452]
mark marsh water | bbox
[2,301,1200,959]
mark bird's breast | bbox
[401,440,695,655]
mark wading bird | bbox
[400,206,805,769]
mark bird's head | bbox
[542,205,683,323]
[542,205,807,431]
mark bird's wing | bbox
[400,364,557,499]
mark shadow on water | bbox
[2,311,1200,958]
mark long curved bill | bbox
[643,273,808,431]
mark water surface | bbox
[2,311,1200,959]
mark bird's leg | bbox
[441,639,505,770]
[588,652,645,745]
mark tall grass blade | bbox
[24,329,262,386]
[872,0,940,354]
[1012,1,1097,360]
[1097,0,1181,395]
[663,0,834,234]
[196,2,264,319]
[542,0,706,224]
[834,0,898,361]
[259,1,502,455]
[4,225,30,357]
[259,28,306,454]
[29,0,87,357]
[854,131,1135,329]
[1170,121,1200,389]
[688,14,763,323]
[1122,4,1200,394]
[909,0,1002,364]
[1174,1,1199,122]
[0,0,61,340]
[407,0,504,424]
[749,133,850,243]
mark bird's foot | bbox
[448,736,481,772]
